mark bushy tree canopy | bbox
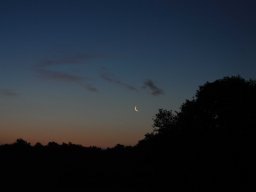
[139,76,255,146]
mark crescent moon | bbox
[134,106,139,112]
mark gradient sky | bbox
[0,0,255,147]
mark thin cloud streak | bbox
[37,54,163,95]
[79,83,98,92]
[35,53,105,92]
[143,80,164,96]
[0,89,18,97]
[37,68,98,92]
[101,72,138,92]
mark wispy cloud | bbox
[143,80,164,96]
[35,53,104,92]
[36,54,164,96]
[101,71,138,92]
[79,83,98,92]
[0,88,18,97]
[37,68,98,92]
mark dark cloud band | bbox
[101,72,138,92]
[36,54,164,96]
[0,89,18,97]
[143,80,164,96]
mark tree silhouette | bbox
[153,109,177,134]
[14,138,31,147]
[144,76,255,139]
[178,76,255,138]
[137,76,253,191]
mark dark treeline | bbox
[0,76,253,190]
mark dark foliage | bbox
[0,76,252,190]
[137,76,253,191]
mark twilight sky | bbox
[0,0,255,147]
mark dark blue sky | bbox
[0,0,255,147]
